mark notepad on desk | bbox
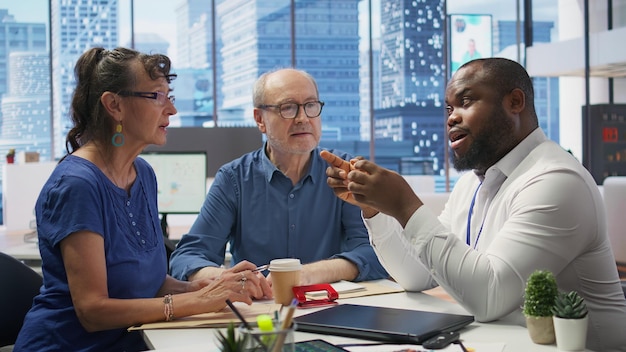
[305,279,404,300]
[128,302,281,331]
[306,280,366,297]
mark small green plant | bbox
[216,322,246,352]
[523,270,558,317]
[552,291,588,319]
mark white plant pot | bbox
[553,315,588,351]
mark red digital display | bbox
[603,127,619,143]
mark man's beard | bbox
[452,105,515,172]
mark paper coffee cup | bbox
[269,258,302,306]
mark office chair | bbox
[0,252,42,348]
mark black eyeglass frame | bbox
[256,101,324,119]
[118,91,175,105]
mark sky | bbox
[0,0,47,22]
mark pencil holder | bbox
[238,323,296,352]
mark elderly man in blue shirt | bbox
[169,68,388,298]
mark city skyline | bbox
[0,0,565,225]
[0,1,561,166]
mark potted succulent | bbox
[215,322,246,352]
[551,290,588,351]
[522,270,558,344]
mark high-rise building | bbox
[0,10,47,97]
[374,2,559,175]
[0,52,51,162]
[176,0,213,70]
[497,20,560,144]
[379,0,445,109]
[175,0,220,126]
[376,0,446,175]
[50,0,119,158]
[359,38,382,141]
[217,0,361,141]
[0,9,49,214]
[187,13,212,70]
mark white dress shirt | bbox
[365,128,626,351]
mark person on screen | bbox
[461,38,481,65]
[321,58,626,351]
[14,47,263,352]
[169,68,388,292]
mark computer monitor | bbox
[140,151,207,238]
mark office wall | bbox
[143,127,264,176]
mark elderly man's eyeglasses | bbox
[257,101,324,119]
[118,91,175,105]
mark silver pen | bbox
[252,264,268,273]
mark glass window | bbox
[2,0,624,223]
[0,1,51,225]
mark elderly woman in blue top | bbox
[170,68,388,295]
[14,47,264,352]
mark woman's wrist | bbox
[163,294,174,321]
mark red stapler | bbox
[292,284,339,308]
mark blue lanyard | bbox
[466,182,483,247]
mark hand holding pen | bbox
[225,261,273,299]
[252,264,269,273]
[202,262,265,300]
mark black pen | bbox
[225,299,265,347]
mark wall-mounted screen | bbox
[140,152,207,214]
[449,14,493,76]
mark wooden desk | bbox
[142,286,572,352]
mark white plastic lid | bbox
[268,258,302,272]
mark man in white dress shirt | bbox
[322,58,626,351]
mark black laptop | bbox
[294,304,474,344]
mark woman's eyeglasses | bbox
[118,91,175,105]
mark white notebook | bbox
[307,280,365,297]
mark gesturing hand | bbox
[321,150,422,226]
[320,150,360,206]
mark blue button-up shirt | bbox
[169,146,388,282]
